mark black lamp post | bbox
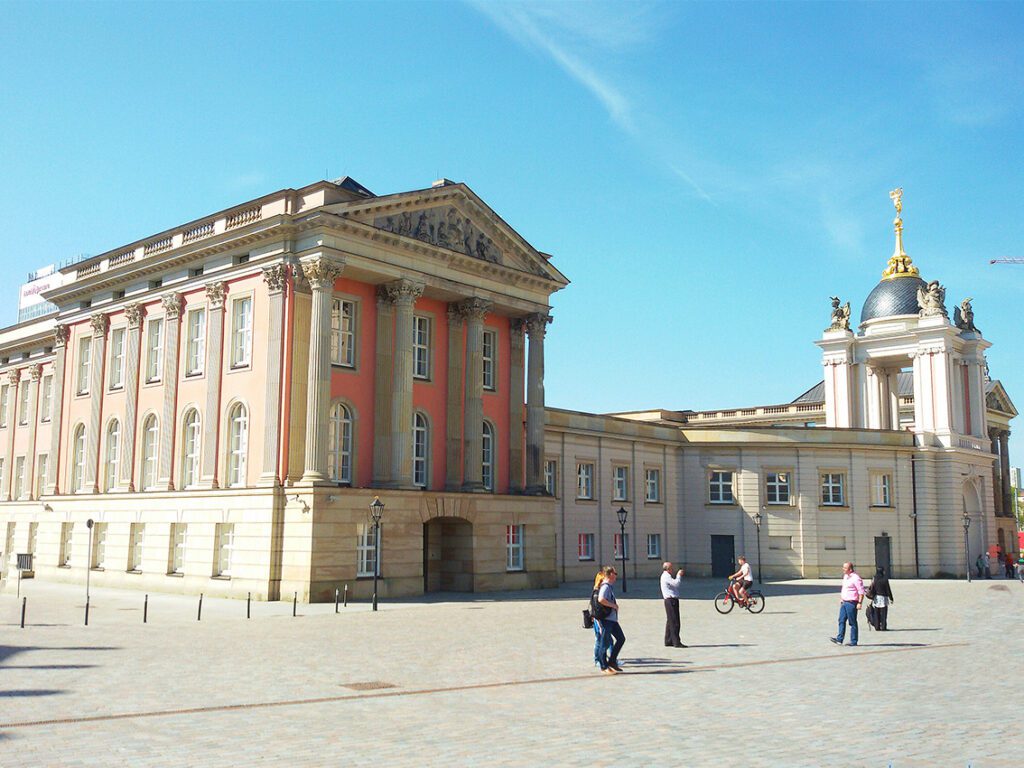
[753,508,763,585]
[85,519,94,626]
[369,496,385,611]
[962,510,971,583]
[616,506,628,594]
[909,509,920,578]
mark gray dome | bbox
[860,276,926,324]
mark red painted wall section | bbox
[412,296,449,490]
[330,277,378,487]
[482,314,511,494]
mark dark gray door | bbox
[711,535,736,578]
[874,536,892,575]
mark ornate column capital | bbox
[205,281,227,309]
[262,263,288,294]
[455,297,492,321]
[300,256,345,290]
[447,303,465,326]
[29,364,42,382]
[124,302,144,330]
[54,324,70,348]
[6,368,21,386]
[385,279,424,305]
[161,292,183,320]
[524,312,552,339]
[510,317,526,337]
[90,312,110,337]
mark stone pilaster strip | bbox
[445,305,465,490]
[373,287,396,486]
[200,281,227,488]
[508,318,526,493]
[45,325,69,495]
[23,365,42,499]
[157,293,183,490]
[388,279,424,488]
[524,312,552,494]
[85,313,109,493]
[2,369,20,500]
[1000,430,1012,517]
[260,264,288,485]
[120,304,143,490]
[460,298,491,492]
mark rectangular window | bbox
[230,297,253,368]
[356,524,380,577]
[108,327,125,389]
[169,523,187,574]
[36,454,47,497]
[709,471,734,504]
[214,523,234,577]
[185,308,206,376]
[60,522,73,566]
[647,533,661,559]
[577,532,594,561]
[330,298,356,367]
[506,524,524,571]
[482,329,496,390]
[821,473,845,506]
[40,375,53,421]
[544,459,558,496]
[576,462,594,499]
[145,319,163,382]
[824,536,847,551]
[128,523,145,572]
[13,456,24,499]
[0,384,7,427]
[871,473,892,507]
[413,316,431,379]
[645,468,661,502]
[91,523,108,569]
[18,384,30,425]
[612,465,629,501]
[769,535,793,550]
[28,522,38,555]
[766,472,791,504]
[613,532,630,561]
[77,337,92,394]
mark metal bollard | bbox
[21,596,26,629]
[197,593,203,621]
[85,597,90,627]
[247,592,251,619]
[144,594,148,624]
[343,584,348,608]
[335,588,339,614]
[293,592,297,617]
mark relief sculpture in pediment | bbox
[375,206,503,265]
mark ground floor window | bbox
[577,532,594,561]
[91,523,108,569]
[214,523,234,577]
[646,533,661,559]
[128,523,145,572]
[59,522,72,566]
[506,524,524,571]
[357,524,380,577]
[613,532,630,560]
[169,523,186,574]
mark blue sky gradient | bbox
[2,2,1021,459]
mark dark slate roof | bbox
[794,372,914,404]
[860,276,928,324]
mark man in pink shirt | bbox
[829,562,865,647]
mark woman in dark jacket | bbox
[868,567,895,631]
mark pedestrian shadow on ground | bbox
[621,657,692,667]
[3,664,98,670]
[0,644,121,666]
[869,628,940,632]
[683,643,755,648]
[0,689,65,698]
[859,642,929,647]
[760,611,796,615]
[1,623,70,628]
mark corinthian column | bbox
[301,256,345,483]
[1001,430,1013,516]
[525,312,551,495]
[445,304,465,490]
[373,287,395,486]
[2,369,20,500]
[157,293,183,490]
[45,324,69,495]
[200,282,227,489]
[508,319,525,493]
[460,298,491,492]
[388,279,423,489]
[85,312,109,494]
[120,303,143,490]
[260,264,288,485]
[24,364,42,499]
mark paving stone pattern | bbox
[0,575,1016,767]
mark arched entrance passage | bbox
[962,478,984,571]
[423,517,474,593]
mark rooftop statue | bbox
[828,296,851,331]
[953,297,980,333]
[917,280,948,318]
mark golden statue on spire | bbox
[881,187,919,280]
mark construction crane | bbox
[991,258,1024,264]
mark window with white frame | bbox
[0,384,7,427]
[168,523,187,574]
[35,454,47,497]
[577,462,594,499]
[181,409,201,488]
[77,337,91,394]
[71,424,86,492]
[821,473,845,506]
[769,535,793,550]
[60,521,73,566]
[577,532,594,561]
[823,536,847,550]
[227,403,248,487]
[128,523,144,572]
[104,420,120,492]
[185,308,206,376]
[482,421,495,491]
[230,297,253,368]
[330,298,356,367]
[214,523,234,577]
[91,522,108,569]
[613,532,630,560]
[709,470,734,504]
[544,459,558,496]
[613,465,629,501]
[18,383,30,425]
[506,524,524,571]
[13,456,25,499]
[647,533,662,559]
[141,415,158,490]
[871,473,892,507]
[145,318,163,382]
[356,524,380,577]
[412,315,431,379]
[766,471,791,504]
[413,412,429,488]
[40,375,53,421]
[645,468,661,502]
[28,522,38,555]
[482,329,496,390]
[108,327,125,389]
[327,402,353,484]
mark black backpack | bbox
[590,588,611,621]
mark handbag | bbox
[582,609,594,629]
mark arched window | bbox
[181,409,201,488]
[71,424,86,492]
[482,420,495,492]
[141,415,158,491]
[327,402,352,483]
[104,420,121,492]
[227,402,248,487]
[413,412,429,489]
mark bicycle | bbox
[714,578,765,614]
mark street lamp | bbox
[369,496,385,611]
[753,508,764,585]
[962,510,971,583]
[615,506,628,594]
[85,518,94,626]
[908,509,920,578]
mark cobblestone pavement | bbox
[0,574,1017,767]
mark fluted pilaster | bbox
[200,282,227,488]
[373,287,396,486]
[388,279,423,488]
[525,312,551,494]
[2,368,20,500]
[45,325,69,495]
[120,303,143,491]
[460,298,491,492]
[445,305,465,490]
[508,319,526,493]
[85,312,109,493]
[24,365,42,499]
[260,264,288,485]
[157,294,183,490]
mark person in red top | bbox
[830,562,865,647]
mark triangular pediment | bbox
[329,184,568,286]
[987,380,1018,417]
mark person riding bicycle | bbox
[728,556,754,603]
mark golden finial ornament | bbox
[881,187,919,280]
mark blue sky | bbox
[1,1,1021,461]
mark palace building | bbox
[0,181,1015,599]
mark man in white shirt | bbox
[728,556,753,603]
[660,562,686,648]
